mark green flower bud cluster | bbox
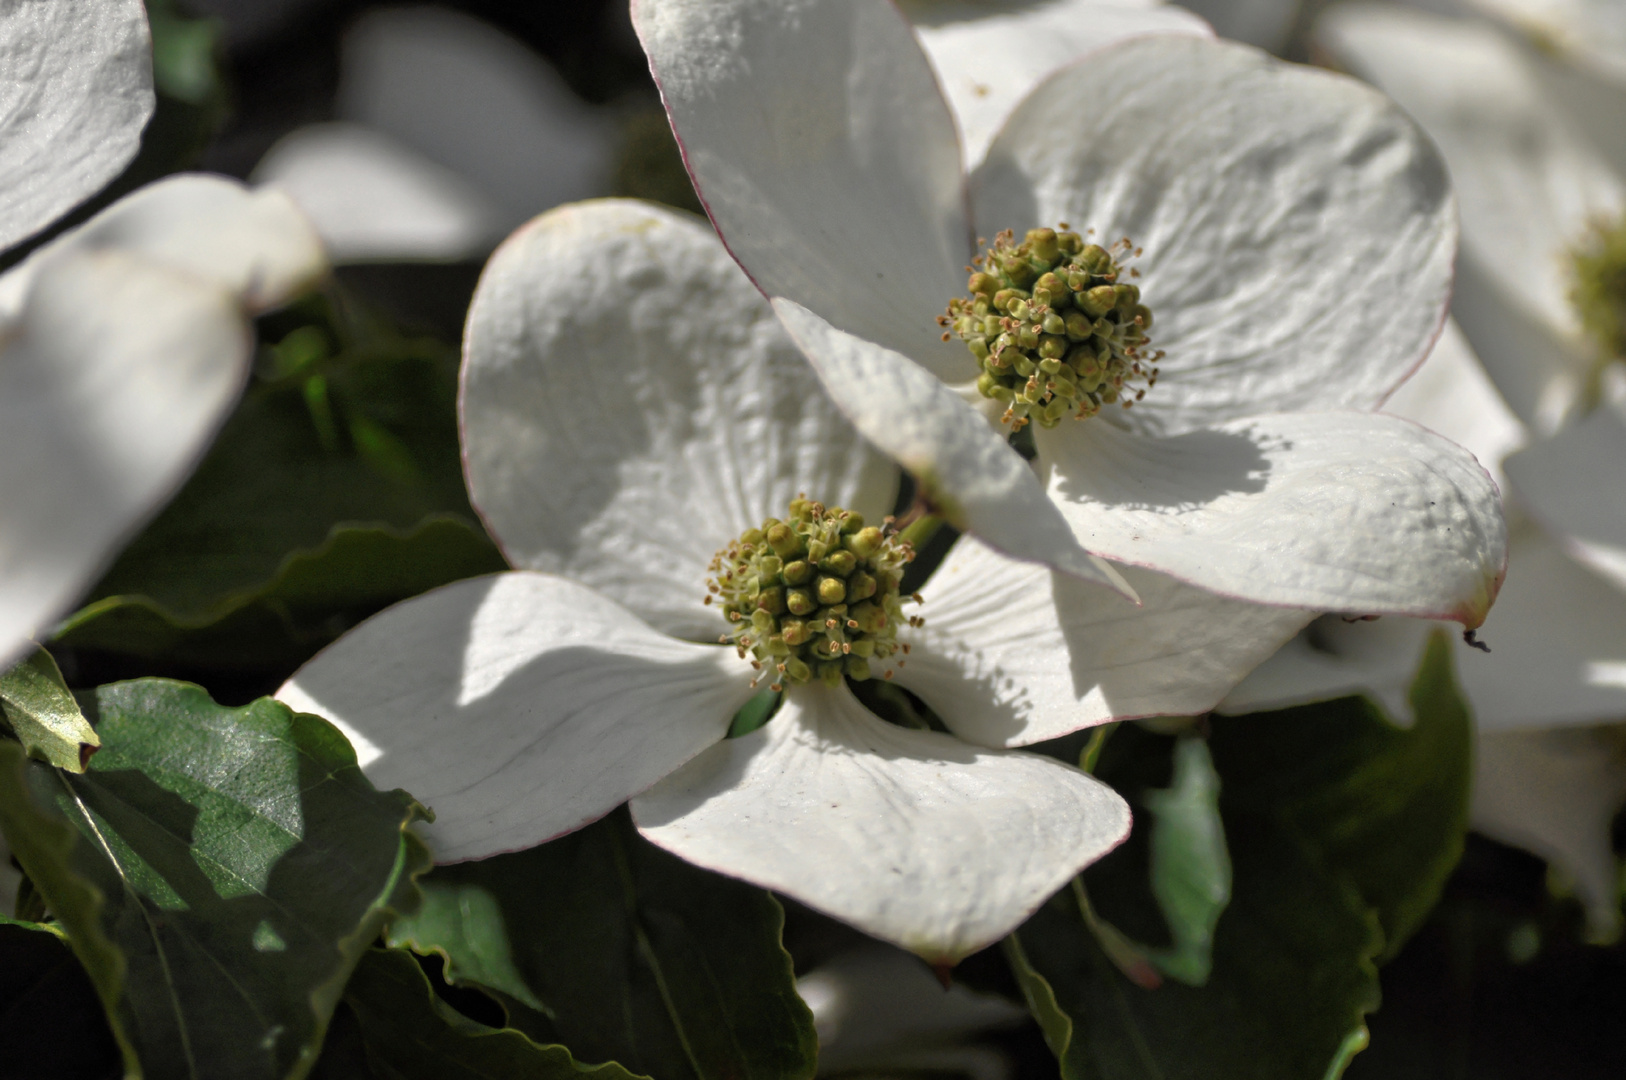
[1571,212,1626,363]
[939,226,1161,431]
[707,498,921,691]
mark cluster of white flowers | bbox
[14,0,1622,968]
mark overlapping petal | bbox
[1222,525,1626,730]
[0,175,325,665]
[974,34,1455,433]
[462,200,897,641]
[0,0,153,249]
[0,174,329,318]
[631,680,1131,963]
[1505,397,1626,591]
[1465,0,1626,87]
[772,300,1132,598]
[1318,2,1620,431]
[1035,410,1507,625]
[903,0,1210,170]
[278,573,755,862]
[898,534,1311,747]
[633,0,973,381]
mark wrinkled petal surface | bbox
[0,253,248,665]
[1036,410,1508,625]
[903,0,1209,170]
[635,0,973,381]
[1222,525,1626,730]
[253,122,506,263]
[278,572,754,863]
[338,6,609,229]
[463,201,897,642]
[0,174,328,318]
[632,680,1130,964]
[974,34,1455,433]
[773,299,1133,599]
[1473,724,1626,940]
[1319,2,1621,431]
[899,534,1310,747]
[1505,397,1626,591]
[0,0,153,249]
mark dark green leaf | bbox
[1142,736,1229,986]
[0,646,99,772]
[55,294,504,669]
[337,949,642,1080]
[57,517,506,669]
[387,809,817,1080]
[1005,629,1472,1080]
[0,916,122,1079]
[0,680,432,1080]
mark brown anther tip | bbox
[884,670,894,680]
[902,643,912,654]
[941,332,951,342]
[770,683,783,692]
[703,595,712,605]
[847,619,859,629]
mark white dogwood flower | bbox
[0,176,327,667]
[634,0,1507,629]
[277,200,1318,963]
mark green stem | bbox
[897,513,945,553]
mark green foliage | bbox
[1005,630,1472,1080]
[0,645,99,772]
[387,809,818,1080]
[320,949,643,1080]
[1142,736,1230,985]
[55,294,505,670]
[0,680,432,1080]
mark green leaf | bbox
[1005,629,1472,1080]
[53,294,505,669]
[57,517,506,669]
[387,809,817,1080]
[0,680,433,1080]
[335,949,643,1080]
[1142,736,1230,986]
[0,646,100,772]
[0,916,122,1078]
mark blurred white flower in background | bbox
[0,3,327,670]
[1224,0,1626,939]
[253,5,611,263]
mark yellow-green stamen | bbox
[940,226,1160,431]
[707,499,922,690]
[1571,212,1626,364]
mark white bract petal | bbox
[277,573,754,863]
[0,174,329,319]
[1222,525,1626,731]
[338,6,609,233]
[1318,2,1622,432]
[1380,318,1527,498]
[1036,410,1507,625]
[903,0,1210,170]
[634,0,973,381]
[1472,724,1626,941]
[1465,0,1626,88]
[773,300,1134,600]
[1179,0,1302,50]
[1505,396,1626,591]
[899,534,1310,747]
[0,175,325,666]
[0,0,153,249]
[463,201,896,641]
[974,34,1455,433]
[631,680,1131,964]
[0,253,246,666]
[252,122,507,263]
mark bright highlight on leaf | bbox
[0,646,98,773]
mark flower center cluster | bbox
[1571,213,1626,362]
[940,226,1160,431]
[707,499,919,691]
